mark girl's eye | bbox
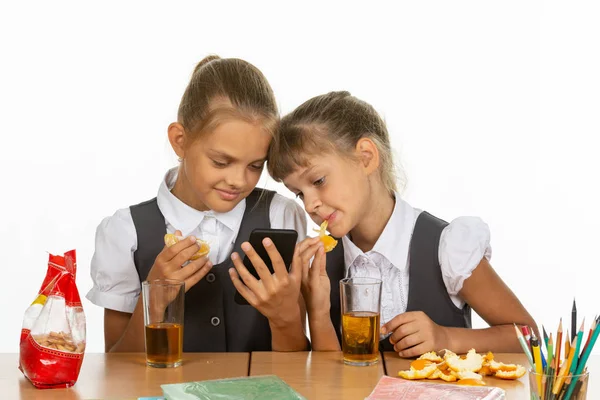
[212,159,227,168]
[313,177,325,187]
[250,163,264,171]
[295,192,304,200]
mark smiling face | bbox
[171,118,272,213]
[282,151,373,238]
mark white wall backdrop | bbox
[1,1,599,354]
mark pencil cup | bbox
[528,369,589,400]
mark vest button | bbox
[206,273,216,283]
[210,316,221,326]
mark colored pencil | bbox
[546,333,554,373]
[552,336,577,395]
[579,317,597,359]
[543,325,549,351]
[514,323,534,369]
[564,319,599,400]
[532,336,543,395]
[543,356,555,400]
[522,325,532,354]
[571,298,577,343]
[555,319,563,377]
[565,329,570,359]
[556,320,587,399]
[570,319,585,374]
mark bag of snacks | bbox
[19,250,86,389]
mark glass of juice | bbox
[340,277,382,366]
[142,279,184,368]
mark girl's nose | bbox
[305,193,322,214]
[225,166,246,188]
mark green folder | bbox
[161,375,306,400]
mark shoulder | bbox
[88,207,141,312]
[95,207,137,251]
[440,216,491,249]
[438,216,492,295]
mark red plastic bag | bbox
[19,250,86,389]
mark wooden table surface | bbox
[384,352,599,400]
[4,353,249,400]
[250,351,384,399]
[6,351,599,399]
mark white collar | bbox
[156,167,246,235]
[342,194,418,272]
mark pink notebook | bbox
[366,376,505,400]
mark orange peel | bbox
[445,348,484,373]
[428,368,457,382]
[164,233,210,260]
[397,362,438,380]
[489,360,518,373]
[398,348,526,386]
[410,359,434,370]
[417,351,443,363]
[494,365,526,380]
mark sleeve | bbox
[438,216,492,296]
[268,194,308,242]
[85,208,141,313]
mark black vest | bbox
[130,189,275,352]
[326,211,472,351]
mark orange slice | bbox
[164,233,210,260]
[313,220,338,252]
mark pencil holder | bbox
[528,369,589,400]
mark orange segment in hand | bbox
[320,235,338,252]
[164,233,210,260]
[314,220,338,252]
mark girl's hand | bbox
[296,237,331,320]
[229,238,303,326]
[147,230,213,292]
[381,311,450,358]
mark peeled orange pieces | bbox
[397,349,526,386]
[313,220,338,252]
[164,233,210,260]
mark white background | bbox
[1,1,599,355]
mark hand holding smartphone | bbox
[233,229,298,305]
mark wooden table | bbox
[384,352,599,400]
[250,351,384,399]
[7,352,599,399]
[5,353,249,400]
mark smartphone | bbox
[234,228,298,305]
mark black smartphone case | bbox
[234,229,298,305]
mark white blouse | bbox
[342,195,492,327]
[86,167,307,313]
